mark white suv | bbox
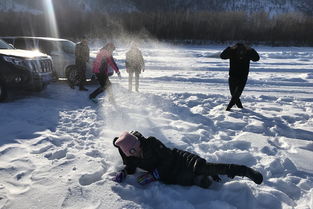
[1,37,96,84]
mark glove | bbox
[117,72,122,79]
[113,170,126,183]
[137,169,160,185]
[130,130,140,136]
[129,131,144,140]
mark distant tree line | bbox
[1,10,313,45]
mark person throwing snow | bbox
[89,43,121,103]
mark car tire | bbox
[0,80,8,102]
[66,66,80,86]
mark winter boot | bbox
[226,96,239,111]
[244,167,263,184]
[226,102,234,111]
[69,82,75,89]
[226,165,263,185]
[79,86,88,91]
[90,98,98,104]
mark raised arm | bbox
[220,47,234,59]
[249,48,260,62]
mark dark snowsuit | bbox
[220,43,260,110]
[75,41,90,89]
[125,47,144,92]
[113,131,263,188]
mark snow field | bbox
[0,43,313,209]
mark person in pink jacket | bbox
[89,43,121,102]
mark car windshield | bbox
[0,39,14,49]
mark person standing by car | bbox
[89,43,121,103]
[125,42,145,92]
[220,43,260,111]
[74,36,90,91]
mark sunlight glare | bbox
[43,0,59,38]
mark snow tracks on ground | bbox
[0,81,313,209]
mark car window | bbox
[25,39,38,50]
[1,38,13,45]
[59,40,75,54]
[14,39,27,49]
[38,40,57,54]
[14,39,37,50]
[0,39,14,49]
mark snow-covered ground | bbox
[0,43,313,209]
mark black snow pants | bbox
[227,76,247,110]
[169,149,253,187]
[89,73,112,99]
[76,60,87,88]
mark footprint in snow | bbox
[61,186,101,208]
[44,149,67,160]
[85,150,104,158]
[78,168,106,186]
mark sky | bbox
[0,42,313,209]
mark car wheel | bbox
[0,80,8,102]
[67,67,80,86]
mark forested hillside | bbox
[0,0,313,45]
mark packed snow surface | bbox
[0,43,313,209]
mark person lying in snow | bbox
[112,131,263,188]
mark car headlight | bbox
[3,56,25,68]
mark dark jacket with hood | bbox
[113,131,205,185]
[220,43,260,77]
[75,42,90,63]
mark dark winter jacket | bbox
[113,132,205,185]
[125,48,144,73]
[75,42,90,63]
[220,44,260,77]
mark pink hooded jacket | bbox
[92,49,119,76]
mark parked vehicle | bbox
[0,39,53,102]
[1,37,96,84]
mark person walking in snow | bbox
[73,36,90,91]
[220,43,260,111]
[89,43,121,103]
[112,131,263,188]
[125,42,145,92]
